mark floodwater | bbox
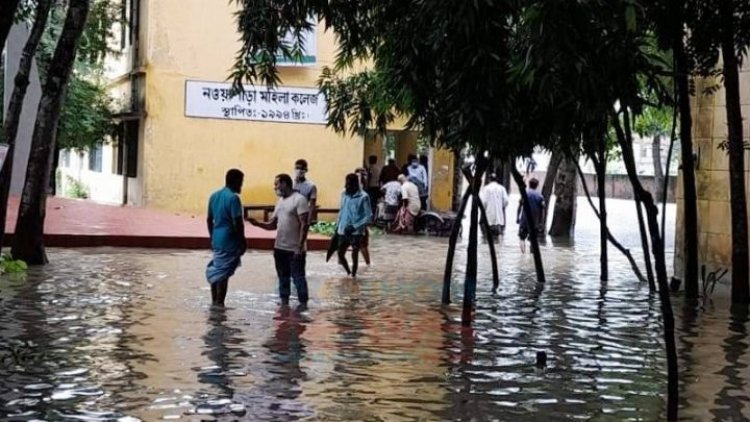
[0,197,748,421]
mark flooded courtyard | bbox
[1,197,749,421]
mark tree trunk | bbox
[720,0,749,304]
[541,151,562,230]
[501,158,512,194]
[478,199,500,292]
[452,150,463,212]
[0,0,52,255]
[594,155,609,281]
[575,160,647,282]
[462,155,488,326]
[614,109,678,421]
[49,143,60,195]
[548,154,578,237]
[0,0,21,52]
[636,195,656,290]
[652,134,664,202]
[443,186,471,304]
[675,34,699,299]
[511,166,546,283]
[11,0,90,264]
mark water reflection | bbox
[2,199,750,420]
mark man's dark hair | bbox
[276,173,293,188]
[225,168,244,187]
[388,158,396,165]
[368,155,377,164]
[345,173,360,190]
[295,159,308,170]
[529,178,540,189]
[488,173,499,183]
[407,154,417,162]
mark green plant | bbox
[65,175,88,199]
[310,221,336,237]
[0,254,27,275]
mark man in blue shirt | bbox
[336,173,372,278]
[517,177,545,254]
[206,169,247,307]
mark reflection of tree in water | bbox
[0,253,157,419]
[712,305,750,421]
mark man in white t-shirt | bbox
[480,173,510,237]
[249,173,310,307]
[392,174,421,234]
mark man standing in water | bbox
[517,177,545,253]
[249,174,310,306]
[206,169,247,307]
[336,173,373,277]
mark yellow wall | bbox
[139,1,362,214]
[674,64,750,279]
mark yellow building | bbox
[673,63,750,280]
[57,1,455,216]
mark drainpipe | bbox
[122,0,140,206]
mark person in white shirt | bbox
[378,180,402,224]
[392,174,421,234]
[480,173,510,238]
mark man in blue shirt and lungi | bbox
[206,169,247,307]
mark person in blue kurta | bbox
[336,173,373,278]
[206,169,247,307]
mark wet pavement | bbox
[1,197,749,421]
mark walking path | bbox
[4,196,330,250]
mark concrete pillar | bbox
[429,147,455,213]
[3,23,41,195]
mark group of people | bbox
[205,160,318,308]
[204,157,545,309]
[479,173,546,254]
[363,154,429,234]
[205,155,430,308]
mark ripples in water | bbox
[1,199,749,421]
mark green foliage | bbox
[635,105,674,139]
[0,254,27,275]
[310,221,335,238]
[58,74,116,151]
[65,175,88,199]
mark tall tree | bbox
[11,0,90,264]
[541,151,562,230]
[0,0,22,51]
[719,0,749,304]
[0,0,53,254]
[548,153,578,237]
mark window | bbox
[88,145,103,172]
[115,120,139,178]
[61,149,71,168]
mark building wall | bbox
[674,64,750,280]
[139,1,363,214]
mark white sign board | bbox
[184,80,328,125]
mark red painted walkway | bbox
[5,196,330,250]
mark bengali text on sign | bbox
[184,80,328,125]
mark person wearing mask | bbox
[392,174,421,234]
[479,173,510,238]
[248,174,310,306]
[336,173,373,278]
[206,169,247,307]
[293,159,317,225]
[379,158,401,185]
